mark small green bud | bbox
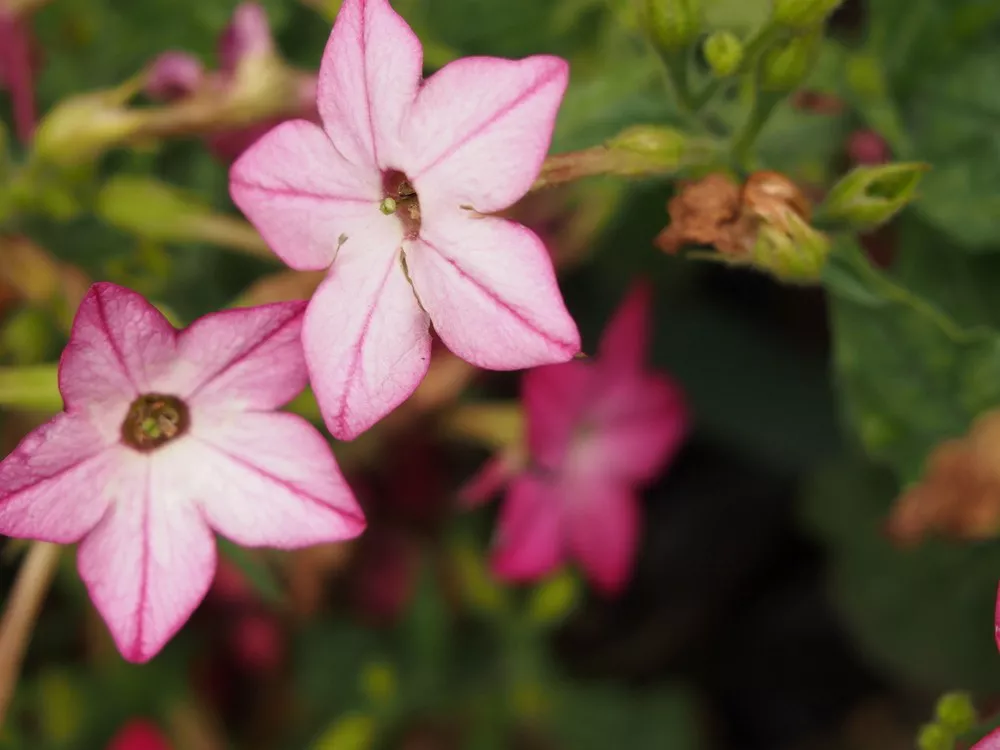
[452,538,509,616]
[644,0,702,52]
[311,712,375,750]
[751,209,831,283]
[379,196,397,215]
[605,125,691,175]
[359,661,397,708]
[526,570,580,627]
[817,162,928,230]
[33,91,145,168]
[760,30,821,92]
[704,31,744,77]
[916,723,952,750]
[771,0,843,29]
[934,692,977,736]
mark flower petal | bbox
[459,450,519,508]
[77,448,216,663]
[490,474,563,582]
[316,0,422,169]
[574,374,688,483]
[597,281,653,375]
[404,56,568,214]
[406,214,580,369]
[230,119,384,270]
[59,283,176,433]
[187,411,364,546]
[975,728,1000,750]
[0,413,117,543]
[522,361,594,470]
[563,477,637,595]
[167,301,308,410]
[304,243,431,439]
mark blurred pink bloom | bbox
[467,283,689,594]
[230,0,579,440]
[107,720,172,750]
[0,283,364,662]
[995,580,1000,653]
[144,3,317,162]
[231,611,284,672]
[846,129,890,165]
[0,13,37,143]
[974,728,1000,750]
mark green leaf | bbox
[823,238,1000,481]
[802,456,1000,692]
[549,682,701,750]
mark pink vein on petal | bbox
[228,177,373,204]
[409,66,562,183]
[131,460,152,660]
[0,448,110,508]
[418,237,573,351]
[193,437,366,527]
[94,290,142,393]
[183,306,304,402]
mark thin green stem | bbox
[730,87,781,171]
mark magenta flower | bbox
[0,283,364,662]
[107,720,172,750]
[0,10,37,143]
[230,0,580,440]
[465,283,688,594]
[975,728,1000,750]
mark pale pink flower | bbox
[975,728,1000,750]
[230,0,580,440]
[0,283,364,662]
[465,283,688,594]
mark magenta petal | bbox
[405,55,568,214]
[145,51,205,101]
[77,449,216,663]
[490,474,562,582]
[598,281,653,376]
[316,0,422,169]
[522,361,594,469]
[574,374,688,484]
[995,580,1000,654]
[172,301,307,410]
[0,414,117,543]
[189,411,365,546]
[230,119,383,270]
[304,244,431,439]
[563,477,637,595]
[975,728,1000,750]
[459,453,516,508]
[59,284,177,425]
[406,214,580,370]
[218,2,273,73]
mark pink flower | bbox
[974,728,1000,750]
[230,0,580,440]
[107,720,172,750]
[144,3,318,162]
[0,12,37,143]
[0,283,364,662]
[466,283,688,594]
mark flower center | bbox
[380,169,421,238]
[121,394,190,452]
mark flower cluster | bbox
[0,0,687,664]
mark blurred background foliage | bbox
[4,0,1000,748]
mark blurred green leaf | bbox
[216,537,285,607]
[824,238,1000,481]
[549,682,701,750]
[802,456,1000,692]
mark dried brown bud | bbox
[654,173,754,256]
[888,411,1000,545]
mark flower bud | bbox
[311,712,375,750]
[817,162,927,230]
[606,124,689,173]
[751,208,830,282]
[218,3,275,73]
[916,723,951,750]
[934,692,976,736]
[526,569,579,627]
[359,661,397,707]
[144,52,204,101]
[33,87,145,168]
[703,31,743,77]
[759,29,820,92]
[644,0,702,52]
[771,0,843,29]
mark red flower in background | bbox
[107,720,172,750]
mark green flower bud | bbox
[526,570,580,627]
[644,0,702,52]
[817,162,928,230]
[33,90,145,168]
[916,723,952,750]
[606,124,689,173]
[760,29,821,92]
[704,31,744,77]
[934,692,977,736]
[751,209,831,283]
[311,712,375,750]
[771,0,843,29]
[359,661,397,708]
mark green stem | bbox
[0,365,62,411]
[730,87,781,171]
[663,51,698,115]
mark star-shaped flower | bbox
[0,283,364,662]
[464,283,688,594]
[230,0,580,440]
